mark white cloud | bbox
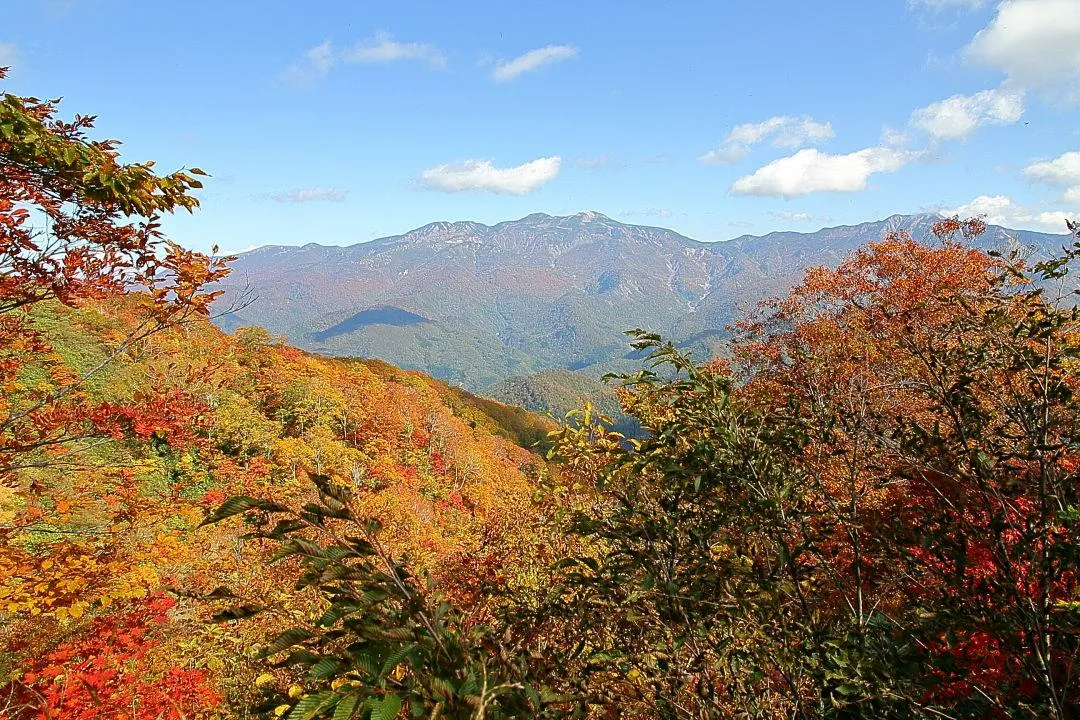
[492,45,577,82]
[768,210,813,222]
[343,31,446,68]
[943,194,1074,231]
[1062,187,1080,205]
[282,41,338,87]
[1023,151,1080,205]
[305,41,335,74]
[269,187,348,203]
[0,42,18,67]
[909,85,1024,140]
[731,147,915,197]
[700,115,834,165]
[281,41,336,87]
[1023,151,1080,186]
[699,145,747,165]
[282,33,445,87]
[418,156,562,195]
[967,0,1080,101]
[880,126,912,148]
[745,117,834,148]
[699,145,749,166]
[725,117,789,147]
[223,244,263,255]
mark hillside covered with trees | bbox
[0,75,561,719]
[214,211,1071,393]
[2,71,1080,720]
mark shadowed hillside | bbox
[214,212,1070,391]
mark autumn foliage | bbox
[1,298,559,717]
[4,68,1080,720]
[543,219,1080,718]
[730,220,1079,714]
[8,595,220,719]
[1,69,559,719]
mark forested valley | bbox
[2,71,1079,720]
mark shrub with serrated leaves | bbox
[546,334,919,718]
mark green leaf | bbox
[203,586,236,600]
[429,676,455,702]
[380,643,418,677]
[309,656,344,680]
[332,695,362,720]
[368,694,401,720]
[210,604,265,623]
[263,627,314,657]
[199,495,286,527]
[270,537,330,562]
[287,691,334,720]
[350,650,379,677]
[316,603,358,628]
[268,518,307,538]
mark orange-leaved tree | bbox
[1,66,230,719]
[0,64,229,489]
[729,218,1080,717]
[546,218,1079,719]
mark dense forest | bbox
[2,72,1079,720]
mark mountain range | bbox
[212,211,1071,394]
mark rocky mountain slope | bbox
[213,212,1070,390]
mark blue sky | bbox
[3,0,1080,253]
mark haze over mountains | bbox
[214,211,1070,393]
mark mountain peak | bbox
[217,212,1069,390]
[513,211,616,226]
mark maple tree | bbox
[0,63,230,482]
[1,296,562,718]
[199,476,572,720]
[730,219,1080,717]
[183,219,1077,719]
[2,246,560,718]
[6,594,221,719]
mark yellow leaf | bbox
[256,673,275,687]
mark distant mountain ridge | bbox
[213,211,1071,390]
